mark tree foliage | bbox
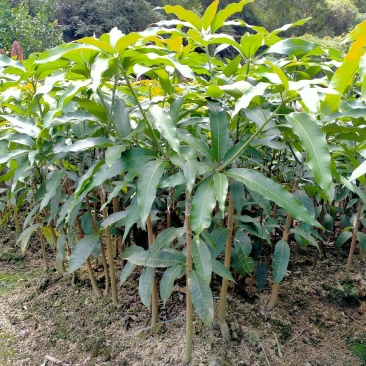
[0,0,62,57]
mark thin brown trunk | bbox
[71,191,101,298]
[344,201,362,280]
[183,197,193,365]
[147,214,158,325]
[38,226,49,270]
[86,195,110,295]
[100,185,119,306]
[112,197,120,257]
[218,194,234,340]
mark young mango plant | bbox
[321,18,366,280]
[4,1,366,365]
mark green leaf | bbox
[248,189,271,217]
[101,211,127,228]
[111,98,131,139]
[350,160,366,182]
[212,259,235,282]
[54,137,114,154]
[230,180,244,214]
[255,261,267,291]
[233,83,269,116]
[90,56,110,92]
[121,148,157,171]
[169,96,185,124]
[323,213,334,237]
[267,39,317,56]
[183,157,198,195]
[139,267,155,308]
[40,170,65,210]
[227,168,321,228]
[293,190,314,215]
[202,0,218,30]
[335,231,352,247]
[213,173,228,215]
[291,228,319,249]
[17,223,41,252]
[322,29,366,114]
[211,0,252,33]
[357,232,366,251]
[122,245,148,266]
[264,60,289,90]
[207,84,224,98]
[137,160,165,226]
[37,43,98,64]
[192,239,212,286]
[286,113,333,200]
[177,130,215,162]
[201,228,228,259]
[208,100,230,162]
[234,231,252,255]
[69,235,100,274]
[0,149,28,164]
[160,264,184,306]
[2,115,40,138]
[122,197,140,243]
[115,32,142,53]
[191,176,216,235]
[146,250,185,267]
[189,269,214,326]
[120,262,136,285]
[164,5,202,30]
[150,105,180,154]
[159,171,185,188]
[148,228,182,257]
[0,54,25,70]
[235,232,255,275]
[272,240,290,284]
[240,33,264,59]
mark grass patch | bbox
[0,332,16,360]
[348,336,366,365]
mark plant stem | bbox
[66,179,101,298]
[217,103,283,172]
[183,196,193,365]
[99,185,119,306]
[344,201,362,281]
[13,205,21,234]
[38,225,49,271]
[147,214,159,325]
[205,46,213,83]
[86,195,110,296]
[75,215,102,298]
[119,66,168,160]
[218,194,234,340]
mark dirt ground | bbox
[0,224,366,366]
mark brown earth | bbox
[0,224,365,366]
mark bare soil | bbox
[0,224,366,366]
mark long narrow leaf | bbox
[188,269,214,326]
[137,160,165,226]
[286,112,333,200]
[208,100,229,162]
[272,240,290,284]
[227,168,321,228]
[191,176,216,235]
[139,267,155,308]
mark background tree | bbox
[248,0,362,36]
[0,0,62,57]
